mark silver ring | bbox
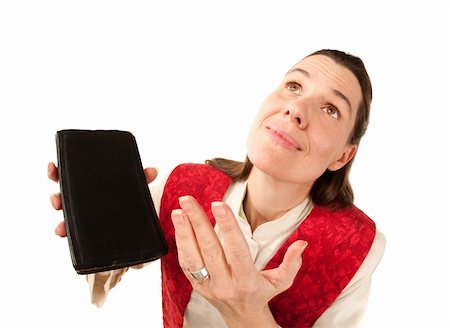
[188,266,210,282]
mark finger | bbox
[178,196,229,280]
[211,202,254,277]
[54,221,67,237]
[260,240,308,293]
[47,162,59,182]
[50,193,62,210]
[171,209,205,282]
[144,167,158,184]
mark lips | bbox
[266,124,302,151]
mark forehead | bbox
[288,55,362,114]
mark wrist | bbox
[220,304,279,328]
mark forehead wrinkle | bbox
[290,57,360,114]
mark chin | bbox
[248,149,292,180]
[248,149,324,185]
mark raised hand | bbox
[171,195,307,328]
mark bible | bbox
[56,129,168,274]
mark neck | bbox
[243,167,312,232]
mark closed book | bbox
[56,129,168,274]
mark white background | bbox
[0,1,449,327]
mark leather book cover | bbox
[56,129,168,274]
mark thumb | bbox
[261,240,308,293]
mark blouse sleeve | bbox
[85,173,169,307]
[312,229,386,327]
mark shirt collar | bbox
[224,179,313,242]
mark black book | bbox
[56,129,168,274]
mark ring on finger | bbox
[188,266,210,283]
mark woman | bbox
[49,49,385,327]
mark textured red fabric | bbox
[160,163,232,328]
[160,163,376,328]
[265,205,376,327]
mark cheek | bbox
[246,125,266,162]
[255,93,282,120]
[246,118,261,152]
[246,95,280,146]
[309,127,349,163]
[311,131,334,154]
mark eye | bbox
[286,82,302,95]
[322,105,340,119]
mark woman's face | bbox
[247,55,362,185]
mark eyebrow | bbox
[286,67,310,78]
[286,67,353,113]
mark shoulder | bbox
[314,228,386,326]
[320,204,386,275]
[300,204,379,268]
[159,163,233,209]
[322,203,374,221]
[168,163,228,178]
[365,228,386,285]
[367,228,386,270]
[356,227,386,276]
[342,228,386,295]
[164,163,232,188]
[311,203,376,233]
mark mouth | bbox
[266,124,302,151]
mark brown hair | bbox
[206,49,373,209]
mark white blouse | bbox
[87,175,386,328]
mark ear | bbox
[327,145,357,171]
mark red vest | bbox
[160,164,376,328]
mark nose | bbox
[285,110,303,127]
[283,98,311,129]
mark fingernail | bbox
[211,202,226,220]
[50,194,56,207]
[179,196,193,214]
[149,166,158,175]
[54,223,64,237]
[171,209,184,226]
[299,241,308,253]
